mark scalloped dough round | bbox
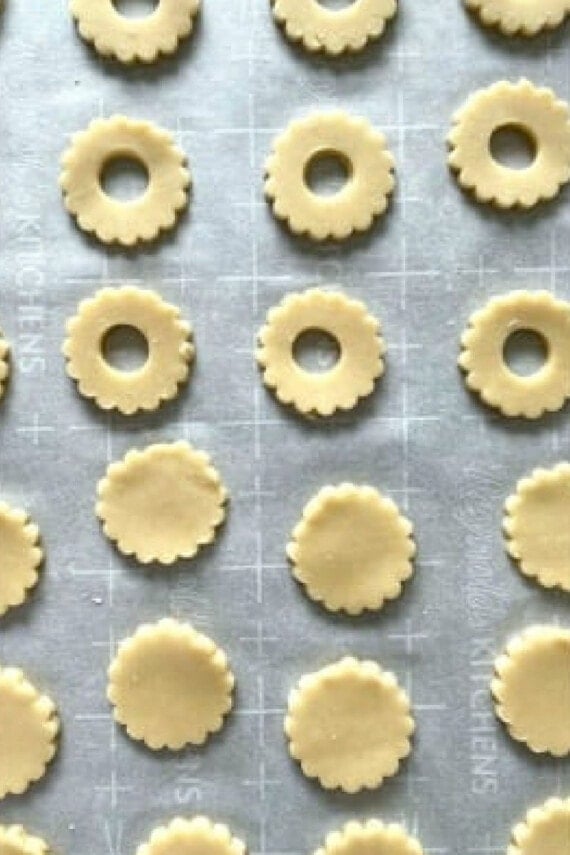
[508,798,570,855]
[108,619,234,750]
[285,656,414,792]
[491,625,570,756]
[0,503,43,618]
[96,442,228,565]
[448,80,570,209]
[0,825,50,855]
[465,0,570,36]
[315,820,424,855]
[0,328,9,402]
[136,817,245,855]
[288,484,415,614]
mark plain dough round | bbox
[63,287,194,415]
[108,619,234,750]
[60,116,190,247]
[0,328,9,402]
[257,288,385,417]
[448,79,570,209]
[288,484,415,614]
[459,291,570,418]
[508,798,570,855]
[504,463,570,592]
[136,817,245,855]
[70,0,200,64]
[465,0,570,36]
[271,0,397,55]
[0,503,43,618]
[315,820,424,855]
[96,441,228,565]
[0,667,59,799]
[265,112,395,241]
[0,825,49,855]
[491,625,570,756]
[285,656,414,792]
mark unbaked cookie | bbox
[459,291,570,418]
[508,797,570,855]
[97,441,228,565]
[257,289,385,417]
[0,503,43,617]
[108,618,234,750]
[137,817,245,855]
[448,80,570,209]
[60,116,190,247]
[63,287,194,415]
[491,625,570,756]
[285,656,414,792]
[0,825,49,855]
[0,666,59,799]
[465,0,570,36]
[0,328,9,402]
[504,463,570,592]
[265,112,395,241]
[288,484,415,614]
[71,0,200,64]
[315,820,424,855]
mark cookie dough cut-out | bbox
[257,289,385,417]
[464,0,570,36]
[64,287,194,415]
[0,503,43,618]
[0,825,50,855]
[137,817,245,855]
[97,442,228,565]
[459,291,570,418]
[508,798,570,855]
[285,656,414,792]
[0,667,59,799]
[265,112,395,240]
[60,116,190,246]
[288,484,415,614]
[271,0,397,55]
[108,619,234,750]
[504,463,570,592]
[448,80,570,209]
[492,625,570,756]
[71,0,200,64]
[0,328,9,402]
[315,820,424,855]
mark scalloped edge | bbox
[0,502,43,618]
[508,797,570,855]
[464,0,570,36]
[137,817,245,855]
[0,825,50,855]
[316,820,424,855]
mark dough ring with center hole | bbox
[108,618,234,750]
[0,666,59,799]
[0,503,43,618]
[136,817,246,855]
[287,484,415,615]
[0,327,9,402]
[60,116,190,247]
[256,289,385,417]
[0,826,49,855]
[63,286,194,415]
[509,798,570,855]
[448,79,570,209]
[491,625,570,756]
[285,656,414,792]
[264,112,395,241]
[96,441,228,565]
[458,290,570,418]
[271,0,397,56]
[464,0,570,36]
[315,820,424,855]
[70,0,200,64]
[504,463,570,593]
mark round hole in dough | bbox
[292,328,341,374]
[304,150,352,198]
[136,817,246,855]
[464,0,570,37]
[112,0,159,20]
[100,155,150,203]
[101,324,150,373]
[502,328,549,377]
[0,502,43,618]
[508,797,570,855]
[314,820,424,855]
[0,825,50,855]
[489,124,537,171]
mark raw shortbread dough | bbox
[0,329,9,401]
[285,656,414,792]
[271,0,397,56]
[70,0,200,64]
[459,291,570,418]
[96,441,228,565]
[63,287,194,415]
[508,798,570,855]
[0,667,59,799]
[0,826,49,855]
[0,503,43,617]
[491,625,570,756]
[315,820,424,855]
[257,289,385,417]
[448,80,570,209]
[288,484,415,614]
[265,112,395,241]
[504,463,570,592]
[136,817,245,855]
[108,618,234,750]
[465,0,570,36]
[60,116,190,247]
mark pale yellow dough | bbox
[508,798,570,855]
[288,484,415,614]
[0,825,49,855]
[315,820,424,855]
[0,667,59,799]
[63,287,194,415]
[0,328,9,402]
[459,291,570,418]
[491,625,570,756]
[0,503,43,617]
[448,80,570,209]
[257,289,385,417]
[265,112,395,241]
[271,0,397,55]
[60,116,190,247]
[137,817,245,855]
[96,441,228,565]
[504,463,570,592]
[465,0,570,36]
[108,619,234,750]
[71,0,200,64]
[285,656,414,792]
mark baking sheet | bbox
[0,0,569,853]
